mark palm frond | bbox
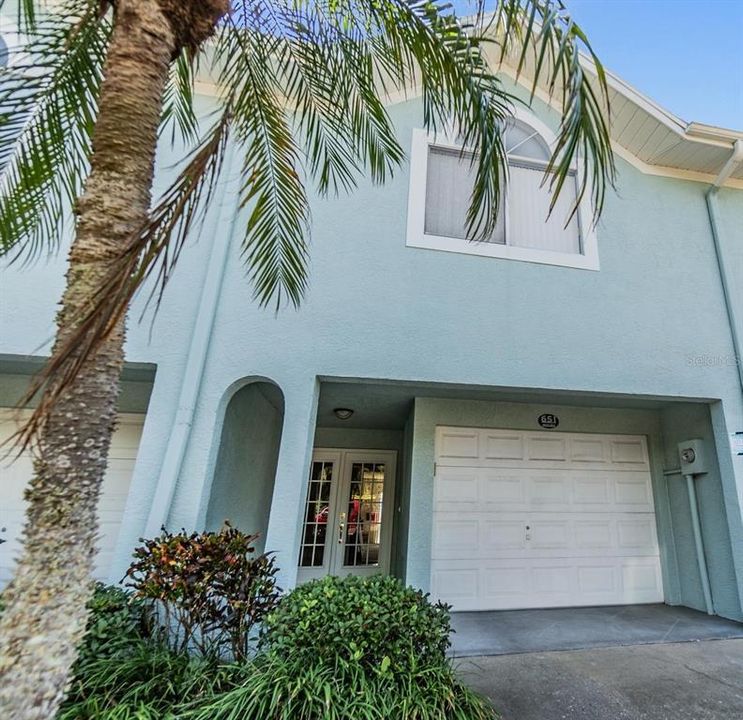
[218,12,311,308]
[492,0,615,222]
[14,115,233,450]
[299,0,515,241]
[0,0,110,260]
[160,51,200,145]
[17,0,38,32]
[7,0,615,449]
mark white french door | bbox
[297,449,397,583]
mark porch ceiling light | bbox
[333,407,354,420]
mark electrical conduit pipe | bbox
[705,138,743,395]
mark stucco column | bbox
[404,398,436,592]
[710,399,743,616]
[264,376,320,590]
[108,362,185,583]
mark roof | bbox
[595,62,743,186]
[495,44,743,189]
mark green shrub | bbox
[60,584,236,719]
[190,653,496,720]
[262,575,451,675]
[187,575,496,720]
[57,575,496,719]
[125,523,280,659]
[60,638,233,720]
[75,583,149,664]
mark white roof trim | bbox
[577,53,741,148]
[610,143,743,190]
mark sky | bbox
[457,0,743,130]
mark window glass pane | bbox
[424,146,505,244]
[343,462,385,567]
[507,161,580,254]
[504,120,551,161]
[298,461,333,568]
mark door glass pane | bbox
[298,461,334,567]
[343,463,386,567]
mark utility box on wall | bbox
[677,439,708,475]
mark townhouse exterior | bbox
[1,16,742,621]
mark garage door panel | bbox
[432,567,479,601]
[437,465,655,514]
[435,429,650,471]
[617,517,658,550]
[577,565,617,595]
[526,436,568,462]
[483,566,529,599]
[622,560,663,598]
[483,433,524,461]
[432,512,659,561]
[573,475,610,505]
[434,467,479,506]
[610,438,648,465]
[529,475,572,508]
[532,563,574,596]
[437,429,479,462]
[530,520,570,549]
[614,475,653,507]
[432,556,663,610]
[433,519,479,555]
[484,521,527,551]
[482,472,525,506]
[570,438,608,463]
[433,427,663,610]
[0,410,143,586]
[574,519,613,549]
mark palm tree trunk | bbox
[0,2,175,717]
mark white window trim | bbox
[406,108,600,271]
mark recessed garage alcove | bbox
[205,380,284,554]
[313,379,742,622]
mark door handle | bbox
[338,513,346,543]
[525,524,531,541]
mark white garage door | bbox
[0,409,144,586]
[432,427,664,611]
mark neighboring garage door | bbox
[0,409,144,586]
[432,427,664,611]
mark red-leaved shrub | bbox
[125,523,280,659]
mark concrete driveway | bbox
[450,605,743,657]
[458,639,743,720]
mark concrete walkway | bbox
[458,639,743,720]
[450,604,743,657]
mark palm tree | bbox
[0,0,613,716]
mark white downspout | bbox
[684,473,715,615]
[705,138,743,394]
[144,146,241,537]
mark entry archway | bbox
[205,380,284,554]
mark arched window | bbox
[504,119,552,161]
[408,110,597,270]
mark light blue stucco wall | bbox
[1,77,741,612]
[660,403,741,618]
[204,382,284,555]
